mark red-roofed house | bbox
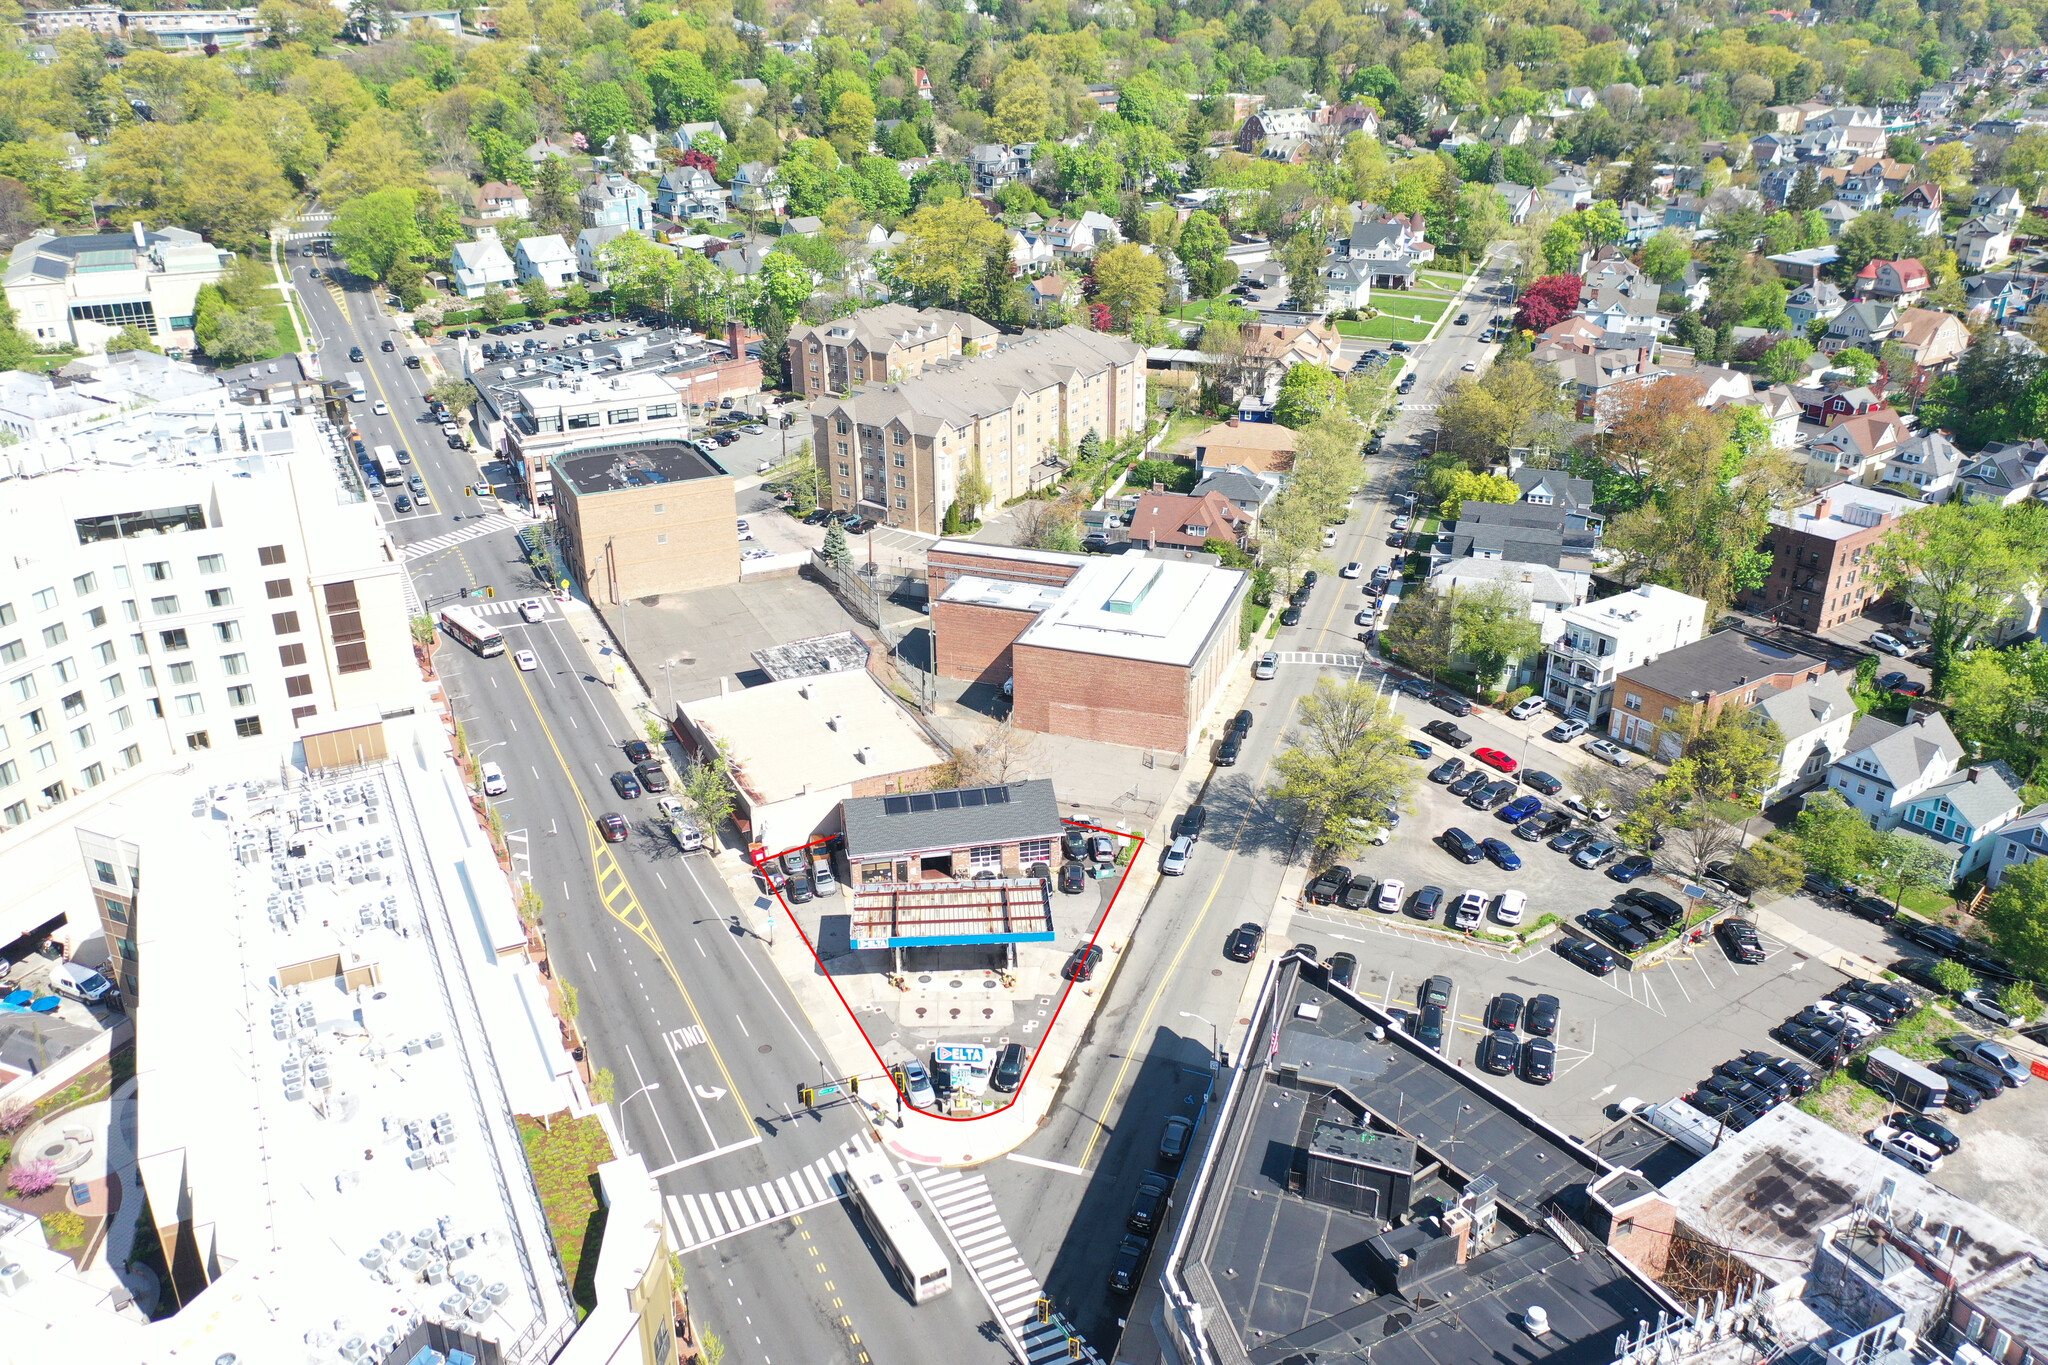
[1125,486,1255,551]
[477,181,531,219]
[1853,258,1930,305]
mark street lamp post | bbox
[621,1079,661,1114]
[1179,1010,1223,1069]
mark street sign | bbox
[853,936,889,951]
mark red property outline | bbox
[756,817,1143,1122]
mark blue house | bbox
[1898,762,2024,877]
[579,173,653,232]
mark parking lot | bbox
[1932,1071,2048,1241]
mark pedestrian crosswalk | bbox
[400,514,520,561]
[664,1131,898,1253]
[465,595,552,619]
[1276,650,1371,668]
[915,1167,1102,1364]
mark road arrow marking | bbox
[1594,1084,1615,1099]
[694,1084,728,1101]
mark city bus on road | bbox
[438,605,505,658]
[843,1145,951,1302]
[371,444,404,487]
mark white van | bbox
[52,961,114,1004]
[480,762,507,796]
[1492,890,1528,926]
[1874,1129,1943,1175]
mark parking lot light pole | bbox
[1180,1011,1222,1069]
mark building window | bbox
[278,642,307,667]
[72,572,96,596]
[102,896,127,923]
[258,545,286,566]
[150,595,179,616]
[608,408,640,424]
[227,685,255,708]
[656,533,669,545]
[264,579,292,600]
[214,620,240,643]
[291,704,317,724]
[168,662,196,684]
[895,496,907,509]
[220,653,248,676]
[40,623,65,650]
[30,742,55,770]
[1,801,25,828]
[893,474,906,489]
[652,503,665,515]
[84,606,106,630]
[234,715,262,738]
[0,759,14,788]
[31,588,56,611]
[197,554,226,574]
[11,676,36,705]
[1624,693,1642,711]
[115,744,140,770]
[52,658,75,684]
[143,561,171,582]
[272,611,300,634]
[0,640,20,666]
[175,692,203,717]
[102,675,124,700]
[80,762,104,788]
[71,299,158,332]
[159,628,187,650]
[70,722,92,750]
[335,643,370,673]
[184,730,209,751]
[1661,707,1676,722]
[206,587,233,608]
[285,674,313,698]
[968,844,1003,870]
[1020,839,1052,864]
[112,706,131,731]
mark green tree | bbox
[388,258,428,311]
[204,308,277,364]
[680,740,737,838]
[479,283,510,323]
[1279,232,1328,313]
[330,188,423,281]
[1791,790,1873,888]
[1273,365,1341,429]
[955,458,992,523]
[1931,958,1978,997]
[105,325,160,355]
[532,156,578,234]
[1623,705,1785,878]
[1266,678,1419,853]
[1761,336,1816,384]
[822,521,851,565]
[1090,243,1167,331]
[1641,230,1693,284]
[1433,356,1570,472]
[1834,346,1880,387]
[1177,210,1229,293]
[0,292,34,373]
[430,378,478,418]
[1869,829,1955,913]
[1451,580,1541,690]
[1874,501,2048,690]
[1381,583,1456,677]
[518,275,551,316]
[757,298,789,389]
[1437,469,1522,521]
[1982,857,2048,981]
[888,197,1007,308]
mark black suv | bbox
[1126,1172,1173,1234]
[1214,733,1241,766]
[1422,720,1471,747]
[1904,922,1966,955]
[1440,827,1483,863]
[1108,1233,1152,1294]
[1172,805,1208,842]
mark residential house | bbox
[1552,346,1661,421]
[967,143,1033,193]
[1893,202,1944,236]
[1560,86,1598,110]
[1820,299,1900,354]
[1328,103,1380,138]
[1189,418,1299,478]
[1815,198,1862,236]
[1619,200,1663,246]
[1508,468,1598,524]
[1664,194,1707,231]
[1543,172,1595,214]
[1953,439,2048,505]
[1751,132,1797,167]
[451,226,515,298]
[670,121,723,150]
[1886,307,1973,384]
[1123,486,1254,551]
[1759,164,1802,206]
[1579,283,1666,336]
[1660,261,1712,312]
[1879,427,1963,500]
[1445,502,1599,572]
[1237,106,1325,153]
[1744,484,1920,631]
[1428,558,1589,653]
[1499,183,1538,224]
[655,165,727,223]
[1608,629,1831,761]
[913,67,932,100]
[1754,670,1861,799]
[580,173,652,232]
[1917,83,1960,117]
[575,225,629,284]
[1321,257,1373,310]
[513,233,577,289]
[1008,229,1054,276]
[1044,213,1119,261]
[1235,320,1342,409]
[1974,184,2027,224]
[1542,584,1709,725]
[1724,383,1805,449]
[1956,215,2016,270]
[1480,112,1535,145]
[614,133,662,176]
[1965,270,2040,325]
[1825,709,1969,831]
[1026,274,1077,319]
[1789,382,1888,426]
[729,161,787,215]
[1807,409,1913,487]
[1852,258,1930,304]
[524,137,574,166]
[1900,181,1943,212]
[1766,247,1842,286]
[1336,214,1430,289]
[1191,468,1280,522]
[1786,280,1848,331]
[1985,802,2048,886]
[476,181,529,219]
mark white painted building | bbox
[3,225,232,354]
[1540,584,1708,725]
[1823,709,1965,830]
[1753,670,1859,799]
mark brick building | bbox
[1743,484,1920,632]
[1608,630,1830,760]
[928,542,1248,753]
[786,304,1000,399]
[810,326,1147,535]
[550,439,737,603]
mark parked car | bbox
[1415,1003,1446,1052]
[1955,1036,2030,1084]
[1062,828,1090,862]
[1608,854,1654,883]
[1931,1055,2008,1101]
[1089,833,1118,863]
[1621,889,1686,927]
[1717,919,1768,964]
[1572,839,1620,869]
[1161,835,1194,876]
[1870,632,1911,657]
[1225,922,1264,961]
[1485,992,1525,1031]
[1407,884,1445,920]
[1580,910,1649,954]
[1434,692,1475,717]
[1519,1037,1556,1084]
[1328,952,1359,990]
[1585,738,1634,767]
[1518,810,1572,841]
[1126,1172,1174,1234]
[1337,878,1374,911]
[1371,878,1405,914]
[1108,1234,1153,1295]
[1557,936,1621,976]
[1429,757,1467,784]
[1058,862,1087,895]
[634,761,670,794]
[1522,770,1563,795]
[610,771,644,800]
[1448,769,1488,798]
[1477,1029,1520,1074]
[1525,993,1561,1035]
[1159,1115,1195,1162]
[1498,795,1542,824]
[1062,944,1104,981]
[1472,746,1518,772]
[1961,988,2029,1029]
[991,1042,1029,1093]
[1305,866,1353,905]
[1546,718,1590,742]
[1422,720,1472,748]
[1480,837,1522,870]
[1440,827,1484,863]
[1467,779,1516,811]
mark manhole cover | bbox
[1212,968,1223,976]
[917,974,933,984]
[757,1044,772,1054]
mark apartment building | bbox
[0,400,415,989]
[552,438,737,603]
[1608,630,1829,760]
[787,304,1001,399]
[811,325,1147,536]
[4,224,232,353]
[1541,584,1708,725]
[1743,484,1919,633]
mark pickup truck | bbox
[655,797,705,852]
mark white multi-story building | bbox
[0,400,415,973]
[4,224,233,353]
[1540,584,1708,725]
[1824,708,1967,830]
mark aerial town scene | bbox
[7,0,2048,1362]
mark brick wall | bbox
[928,547,1082,599]
[1603,1196,1675,1280]
[558,471,737,602]
[933,599,1036,682]
[1013,644,1192,751]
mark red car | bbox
[1472,747,1518,773]
[597,812,630,842]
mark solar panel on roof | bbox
[960,789,985,807]
[986,787,1010,804]
[934,791,960,809]
[883,796,910,815]
[908,793,935,812]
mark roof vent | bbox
[1524,1306,1551,1336]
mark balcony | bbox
[1549,637,1614,666]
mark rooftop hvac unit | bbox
[340,1337,369,1361]
[424,1260,446,1285]
[439,1292,466,1318]
[484,1281,510,1305]
[359,1246,386,1270]
[0,1263,26,1297]
[412,1225,438,1247]
[425,1032,447,1049]
[465,1299,493,1323]
[399,1247,429,1273]
[406,1151,434,1171]
[380,1229,404,1251]
[455,1271,482,1296]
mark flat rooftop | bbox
[939,573,1066,614]
[1771,484,1922,541]
[751,631,870,680]
[551,438,724,495]
[1166,958,1673,1365]
[1017,554,1245,667]
[1661,1104,2048,1286]
[848,878,1055,947]
[680,668,947,808]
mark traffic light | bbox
[485,586,495,598]
[1067,1336,1082,1360]
[847,1074,858,1095]
[1036,1297,1052,1325]
[797,1085,815,1108]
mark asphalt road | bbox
[980,249,1524,1360]
[292,256,999,1365]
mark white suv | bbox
[1870,632,1911,657]
[1508,697,1547,720]
[1374,878,1405,913]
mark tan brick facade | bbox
[553,452,737,603]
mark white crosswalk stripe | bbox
[399,513,519,561]
[913,1168,1103,1364]
[663,1131,898,1255]
[1275,650,1371,668]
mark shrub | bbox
[1931,958,1977,997]
[8,1159,56,1197]
[41,1210,84,1248]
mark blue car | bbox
[1607,853,1654,882]
[1406,739,1434,759]
[1497,795,1542,825]
[1480,837,1522,870]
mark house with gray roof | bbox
[1894,761,2025,877]
[1444,502,1598,572]
[451,226,515,298]
[1427,556,1588,655]
[1824,709,1966,830]
[1754,670,1859,799]
[655,165,727,223]
[729,161,786,214]
[1879,427,1962,501]
[1953,439,2048,506]
[1785,280,1846,331]
[1507,469,1599,526]
[840,778,1064,877]
[1987,802,2048,886]
[967,143,1034,193]
[513,233,577,289]
[1191,467,1279,519]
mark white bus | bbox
[844,1147,951,1302]
[371,444,404,487]
[439,605,505,658]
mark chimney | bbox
[726,318,746,358]
[1813,498,1830,519]
[1226,417,1240,427]
[1969,767,1981,782]
[830,714,843,731]
[1153,481,1166,493]
[132,221,145,250]
[857,746,872,764]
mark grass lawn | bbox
[1169,299,1219,321]
[20,353,77,373]
[518,1111,614,1317]
[1160,410,1217,452]
[253,300,302,362]
[1336,315,1435,341]
[1896,884,1956,917]
[1883,1005,1948,1061]
[1417,270,1472,290]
